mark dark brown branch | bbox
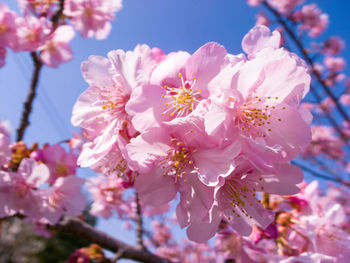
[16,52,42,141]
[53,216,173,263]
[51,0,65,29]
[16,1,66,142]
[262,1,350,129]
[135,193,146,249]
[310,85,349,143]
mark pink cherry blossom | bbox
[303,126,343,160]
[340,94,350,106]
[86,175,127,218]
[127,123,240,240]
[0,120,11,167]
[268,0,303,14]
[319,97,335,113]
[41,144,77,184]
[279,252,336,263]
[246,0,263,6]
[64,0,122,40]
[16,15,52,51]
[127,120,241,189]
[70,24,315,247]
[255,11,270,26]
[68,131,85,153]
[152,221,172,245]
[72,44,164,175]
[250,223,278,243]
[0,46,6,67]
[215,228,243,260]
[323,56,346,72]
[292,201,350,262]
[18,0,59,17]
[126,42,233,132]
[321,36,345,56]
[205,25,311,163]
[185,159,303,242]
[241,25,281,58]
[39,175,86,224]
[0,3,19,50]
[214,226,261,262]
[39,25,75,68]
[0,158,49,219]
[294,4,329,37]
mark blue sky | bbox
[1,0,350,255]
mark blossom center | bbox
[0,24,7,34]
[56,163,68,176]
[221,179,263,220]
[100,87,129,116]
[157,138,197,183]
[95,151,135,184]
[236,96,284,138]
[161,73,202,118]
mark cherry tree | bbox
[0,0,349,262]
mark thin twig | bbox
[16,0,65,142]
[310,85,349,143]
[51,0,65,29]
[135,192,146,250]
[262,0,350,129]
[292,160,350,187]
[53,216,173,263]
[16,52,42,141]
[111,247,127,263]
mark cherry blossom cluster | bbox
[212,180,350,263]
[246,0,350,188]
[0,0,122,68]
[147,180,350,262]
[64,179,350,263]
[249,0,329,38]
[249,1,348,88]
[0,120,85,226]
[72,25,312,242]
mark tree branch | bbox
[16,52,42,141]
[135,193,146,250]
[53,216,173,263]
[292,161,350,187]
[262,1,350,130]
[310,84,349,143]
[16,0,66,142]
[51,0,65,29]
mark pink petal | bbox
[193,141,241,186]
[242,25,281,57]
[135,170,177,206]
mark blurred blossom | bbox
[39,25,75,68]
[255,11,270,26]
[246,0,263,7]
[41,144,77,184]
[16,15,52,51]
[268,0,303,14]
[304,125,343,160]
[294,4,329,37]
[63,0,122,40]
[340,94,350,106]
[322,36,345,56]
[0,3,19,50]
[323,56,346,72]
